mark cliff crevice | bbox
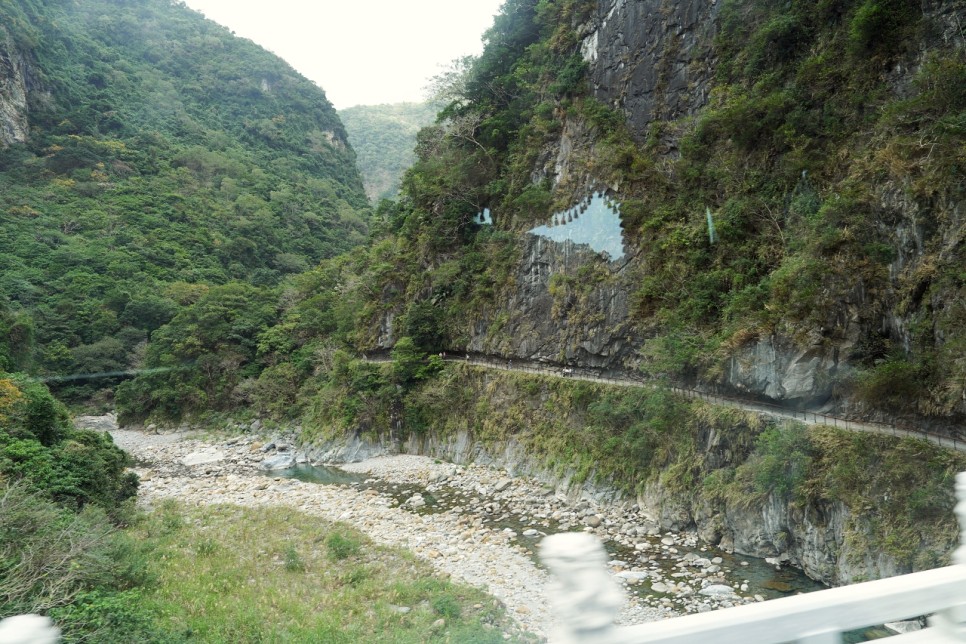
[0,26,33,146]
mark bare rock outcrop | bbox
[0,26,32,146]
[582,0,721,142]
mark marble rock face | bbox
[724,335,844,406]
[583,0,721,141]
[0,27,32,146]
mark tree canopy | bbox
[0,0,370,402]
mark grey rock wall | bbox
[724,334,848,407]
[644,481,916,586]
[582,0,720,140]
[465,233,641,370]
[0,27,31,146]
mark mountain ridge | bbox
[340,101,439,202]
[0,0,369,401]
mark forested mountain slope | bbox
[120,0,966,427]
[307,0,966,425]
[0,0,368,401]
[340,102,439,202]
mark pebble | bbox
[110,425,772,638]
[110,430,566,637]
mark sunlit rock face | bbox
[527,192,625,262]
[581,0,720,141]
[0,27,31,146]
[724,335,847,408]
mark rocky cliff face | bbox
[417,0,966,418]
[504,0,727,373]
[581,0,720,141]
[725,334,850,408]
[0,27,33,146]
[375,223,644,371]
[643,480,910,586]
[465,234,641,368]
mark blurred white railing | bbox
[539,472,966,643]
[0,614,60,643]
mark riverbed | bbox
[103,423,827,639]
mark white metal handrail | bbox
[539,472,966,643]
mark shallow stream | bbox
[268,464,894,640]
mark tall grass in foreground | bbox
[0,480,166,643]
[134,501,528,643]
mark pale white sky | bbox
[181,0,505,109]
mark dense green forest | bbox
[2,0,965,637]
[0,0,369,403]
[118,0,966,426]
[117,0,585,422]
[341,102,439,202]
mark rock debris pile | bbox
[341,456,770,616]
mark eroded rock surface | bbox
[464,234,641,370]
[0,27,32,146]
[583,0,721,141]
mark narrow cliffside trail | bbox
[361,354,966,454]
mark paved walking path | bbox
[362,353,966,453]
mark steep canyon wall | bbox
[0,26,33,146]
[376,0,966,419]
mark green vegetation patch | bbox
[341,102,440,202]
[0,374,136,512]
[134,502,525,643]
[805,429,966,568]
[0,0,369,405]
[0,481,156,638]
[708,421,966,570]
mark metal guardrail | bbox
[670,386,965,452]
[539,472,966,643]
[361,351,964,452]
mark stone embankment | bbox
[104,423,773,640]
